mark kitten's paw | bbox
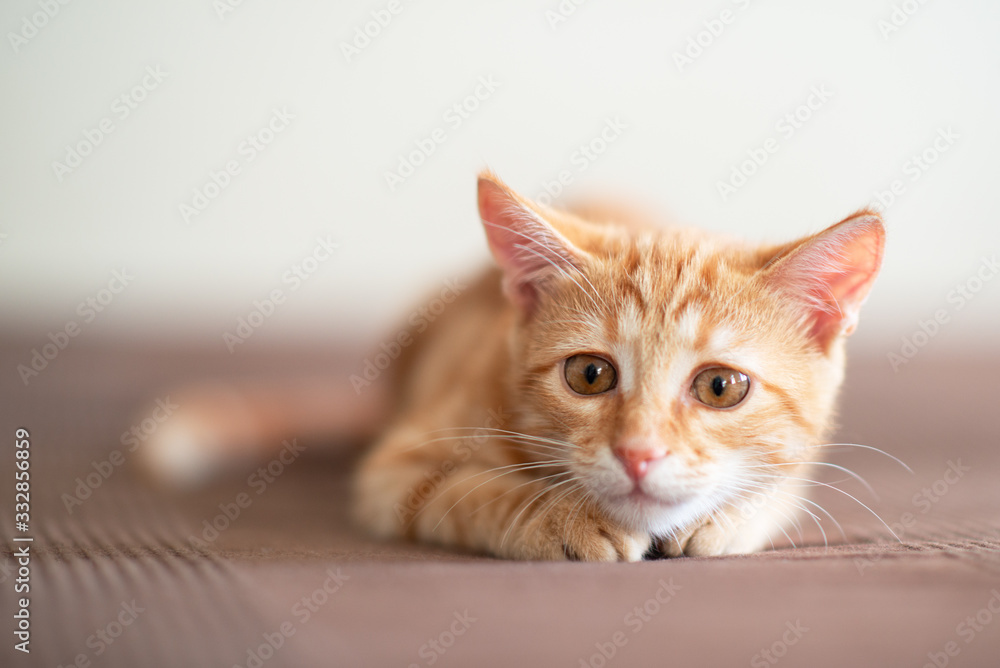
[652,518,731,558]
[517,495,650,562]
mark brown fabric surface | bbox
[2,342,1000,667]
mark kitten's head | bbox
[478,170,884,538]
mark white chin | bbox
[599,493,715,536]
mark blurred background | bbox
[1,0,998,354]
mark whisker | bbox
[734,477,844,546]
[777,492,832,548]
[400,432,579,456]
[810,442,913,474]
[566,485,593,528]
[744,461,879,500]
[500,479,579,549]
[531,482,584,540]
[506,446,573,463]
[770,475,902,542]
[413,461,565,529]
[423,427,581,450]
[470,471,571,517]
[773,488,846,544]
[498,480,563,549]
[719,486,800,549]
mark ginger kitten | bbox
[352,170,885,561]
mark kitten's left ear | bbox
[764,210,885,350]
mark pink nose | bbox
[613,444,669,482]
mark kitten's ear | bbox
[477,170,587,314]
[763,210,885,349]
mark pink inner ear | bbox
[477,175,581,314]
[770,213,885,347]
[825,229,883,307]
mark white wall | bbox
[2,0,998,356]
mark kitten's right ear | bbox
[477,170,586,314]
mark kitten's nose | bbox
[613,443,669,482]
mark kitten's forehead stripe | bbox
[621,281,647,311]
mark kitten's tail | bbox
[139,375,391,486]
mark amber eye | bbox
[564,354,617,395]
[692,367,750,409]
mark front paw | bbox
[515,494,650,562]
[651,517,731,558]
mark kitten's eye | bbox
[564,354,617,395]
[692,367,750,409]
